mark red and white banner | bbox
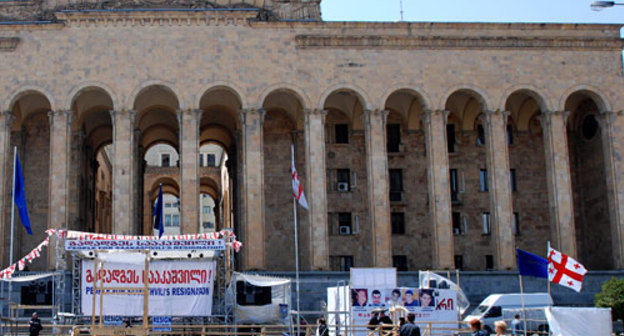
[291,146,309,210]
[548,247,588,292]
[81,256,216,316]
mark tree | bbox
[595,277,624,321]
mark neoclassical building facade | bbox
[1,0,623,272]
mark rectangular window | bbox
[513,212,520,236]
[165,202,173,208]
[339,256,353,271]
[203,206,211,214]
[199,153,204,167]
[337,169,350,191]
[450,169,458,202]
[507,124,514,145]
[391,212,405,235]
[338,212,352,235]
[172,214,180,227]
[393,255,408,272]
[452,212,462,235]
[480,169,488,192]
[510,169,517,192]
[165,214,172,227]
[387,124,401,153]
[207,154,216,167]
[447,124,456,153]
[161,154,170,167]
[482,212,491,235]
[389,169,403,202]
[454,255,463,271]
[335,124,349,144]
[202,221,214,230]
[477,124,486,145]
[485,255,494,270]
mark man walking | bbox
[29,312,42,336]
[399,313,421,336]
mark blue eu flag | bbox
[153,184,164,238]
[517,248,548,278]
[14,153,32,235]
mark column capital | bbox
[48,110,73,127]
[1,111,15,128]
[304,108,327,124]
[238,108,266,125]
[110,109,137,124]
[361,109,389,125]
[176,108,202,123]
[538,110,570,126]
[479,109,510,126]
[422,109,449,124]
[597,110,624,127]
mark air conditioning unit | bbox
[337,182,349,192]
[339,226,351,235]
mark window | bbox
[482,212,491,235]
[447,124,456,153]
[513,212,519,236]
[165,202,173,208]
[335,124,349,144]
[387,124,401,153]
[477,124,485,145]
[450,169,459,202]
[507,124,514,145]
[206,154,216,167]
[203,221,214,230]
[485,254,494,270]
[391,212,405,235]
[199,153,204,167]
[161,154,170,167]
[452,212,462,235]
[454,255,463,270]
[339,256,353,271]
[165,214,172,227]
[172,214,180,227]
[510,169,517,192]
[480,169,488,192]
[203,206,211,214]
[338,212,352,235]
[389,169,403,202]
[393,255,408,272]
[337,169,350,191]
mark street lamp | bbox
[591,1,624,11]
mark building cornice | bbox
[295,34,624,51]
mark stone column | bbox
[178,109,201,234]
[134,129,143,235]
[0,111,14,265]
[539,111,576,256]
[239,108,266,270]
[597,111,624,268]
[362,109,392,267]
[111,109,136,235]
[481,110,515,270]
[48,110,72,268]
[304,108,329,270]
[422,109,454,269]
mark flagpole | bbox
[7,147,17,315]
[292,145,301,336]
[547,241,551,306]
[519,274,527,336]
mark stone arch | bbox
[6,85,55,112]
[322,87,368,130]
[440,84,490,113]
[499,84,551,112]
[127,80,183,110]
[383,88,429,131]
[151,177,180,199]
[66,82,120,113]
[196,81,247,111]
[199,85,243,132]
[8,89,53,129]
[380,85,432,112]
[444,88,488,131]
[504,88,548,132]
[262,88,304,129]
[258,83,311,112]
[319,84,372,112]
[561,85,611,113]
[200,176,220,201]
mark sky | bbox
[321,0,624,24]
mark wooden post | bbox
[91,253,99,328]
[143,250,150,331]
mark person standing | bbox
[29,312,42,336]
[469,319,489,336]
[494,321,508,336]
[316,317,328,336]
[510,314,523,335]
[399,313,421,336]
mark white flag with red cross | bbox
[548,247,588,292]
[291,145,309,210]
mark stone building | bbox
[0,0,623,272]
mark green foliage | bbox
[595,277,624,321]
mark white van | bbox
[463,293,553,333]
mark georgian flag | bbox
[291,145,309,210]
[548,247,588,292]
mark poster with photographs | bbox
[349,287,458,336]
